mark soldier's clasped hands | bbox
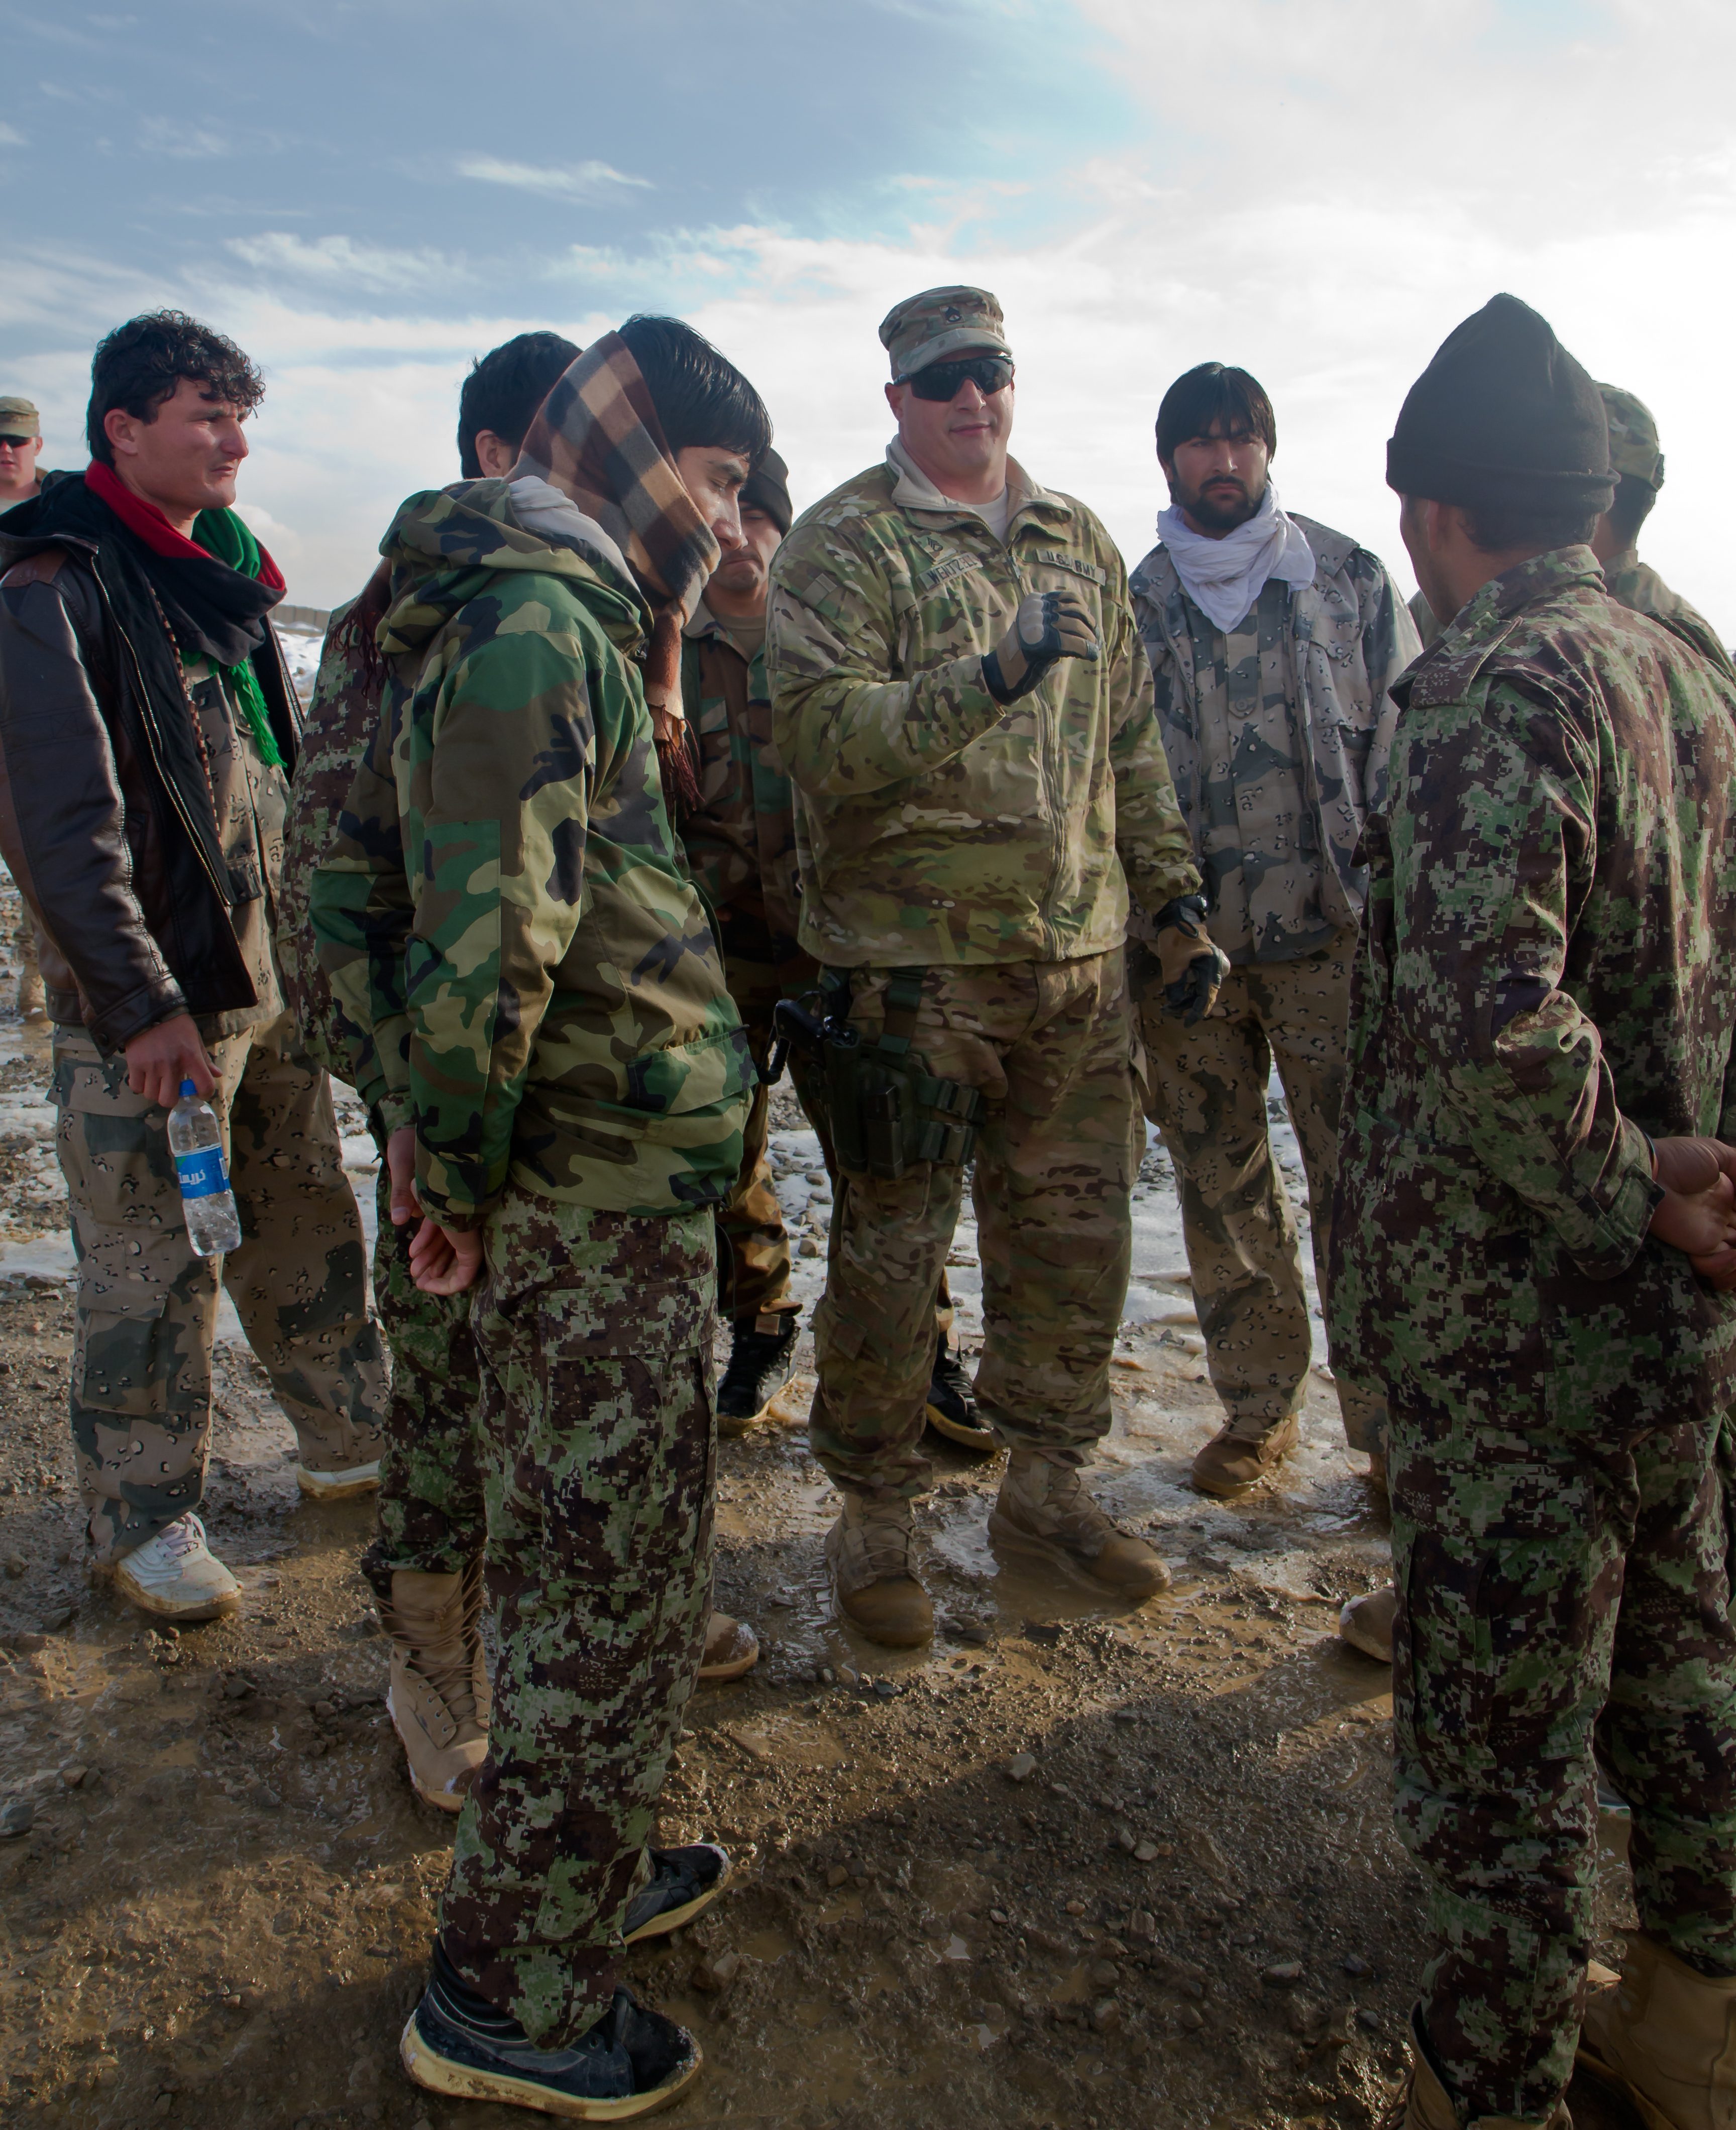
[982,590,1100,704]
[1648,1134,1736,1287]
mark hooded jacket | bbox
[309,481,752,1227]
[0,507,302,1048]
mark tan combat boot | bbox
[824,1495,933,1648]
[698,1611,759,1683]
[1341,1583,1398,1663]
[1579,1931,1736,2129]
[1190,1411,1300,1498]
[381,1560,491,1813]
[15,961,44,1022]
[1389,2009,1572,2129]
[988,1449,1169,1598]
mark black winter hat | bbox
[1386,294,1614,517]
[741,446,792,535]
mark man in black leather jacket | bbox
[0,310,387,1623]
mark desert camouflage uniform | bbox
[680,607,814,1325]
[768,449,1197,1494]
[278,574,486,1592]
[1330,546,1736,2122]
[60,648,385,1562]
[1130,519,1418,1453]
[309,479,750,2045]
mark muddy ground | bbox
[0,1012,1647,2128]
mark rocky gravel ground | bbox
[0,941,1647,2128]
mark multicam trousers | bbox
[357,1154,487,1598]
[1392,1389,1736,2122]
[1136,929,1383,1453]
[812,952,1136,1500]
[440,1189,716,2047]
[54,1012,388,1562]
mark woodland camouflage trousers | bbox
[440,1188,715,2047]
[811,951,1136,1500]
[1137,929,1384,1453]
[1393,1391,1736,2121]
[358,1154,487,1597]
[54,1013,388,1562]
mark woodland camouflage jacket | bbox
[308,482,752,1228]
[1329,545,1736,1429]
[1130,516,1419,954]
[766,450,1199,968]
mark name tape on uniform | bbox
[915,553,986,594]
[1032,551,1107,587]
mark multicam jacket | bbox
[308,482,753,1228]
[1330,545,1736,1430]
[766,449,1198,968]
[678,606,812,981]
[1130,517,1419,962]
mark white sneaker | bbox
[111,1513,241,1623]
[295,1460,381,1502]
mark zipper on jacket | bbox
[89,556,234,909]
[1006,532,1067,961]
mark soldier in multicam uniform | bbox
[281,332,602,1806]
[679,448,983,1453]
[0,313,387,1626]
[768,286,1222,1651]
[1130,362,1419,1502]
[1336,292,1736,2130]
[1409,380,1731,678]
[312,318,764,2119]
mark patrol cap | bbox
[879,286,1011,381]
[1597,383,1664,490]
[0,397,40,438]
[740,445,792,535]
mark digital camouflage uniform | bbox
[310,476,751,2047]
[680,606,816,1325]
[768,440,1198,1499]
[1130,518,1418,1453]
[1330,547,1736,2122]
[63,648,386,1561]
[278,572,486,1592]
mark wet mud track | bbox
[0,978,1648,2128]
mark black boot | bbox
[925,1331,995,1451]
[715,1312,800,1433]
[400,1939,701,2116]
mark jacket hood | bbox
[376,478,649,659]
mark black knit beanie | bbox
[1386,294,1613,516]
[741,446,792,535]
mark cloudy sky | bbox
[4,0,1732,628]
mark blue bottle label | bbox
[175,1149,230,1202]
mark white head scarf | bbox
[1157,481,1316,631]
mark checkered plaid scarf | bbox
[513,332,719,815]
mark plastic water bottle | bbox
[168,1078,242,1255]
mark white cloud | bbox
[0,124,25,148]
[224,233,470,295]
[138,116,227,158]
[457,157,651,200]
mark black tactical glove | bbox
[1151,894,1231,1026]
[981,591,1100,705]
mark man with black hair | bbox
[1409,379,1733,681]
[0,310,388,1624]
[1131,362,1417,1501]
[1336,291,1736,2130]
[769,286,1207,1650]
[456,329,580,478]
[312,315,768,2117]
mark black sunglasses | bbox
[0,434,33,449]
[901,356,1014,402]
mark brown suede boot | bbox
[988,1450,1169,1598]
[381,1559,490,1813]
[1190,1411,1300,1498]
[1388,2009,1572,2128]
[1340,1584,1397,1663]
[824,1496,933,1648]
[1580,1931,1736,2130]
[698,1611,759,1684]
